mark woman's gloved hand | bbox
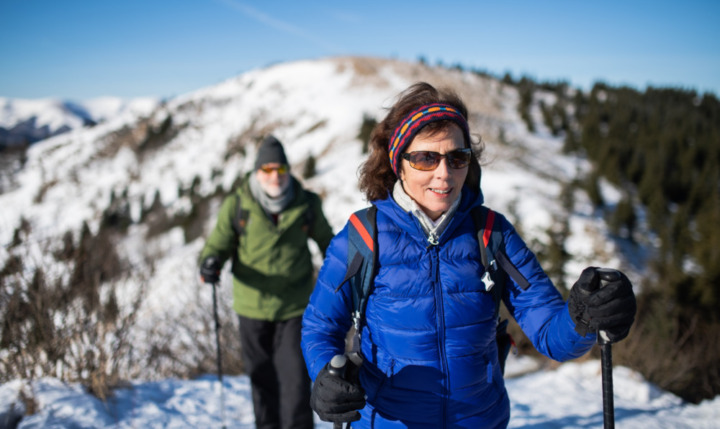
[310,357,365,424]
[568,267,637,342]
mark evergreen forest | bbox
[525,78,720,403]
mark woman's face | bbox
[399,124,468,221]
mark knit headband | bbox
[388,103,470,176]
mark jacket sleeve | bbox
[301,222,353,380]
[499,214,596,361]
[308,192,335,256]
[198,195,238,267]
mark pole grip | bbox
[328,355,348,429]
[596,268,620,346]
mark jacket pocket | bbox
[360,361,390,403]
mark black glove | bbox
[568,267,637,342]
[199,256,222,284]
[310,357,365,424]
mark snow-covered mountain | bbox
[0,57,632,272]
[0,56,645,388]
[0,96,158,147]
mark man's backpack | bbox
[339,205,529,374]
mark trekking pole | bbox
[327,354,349,429]
[211,282,227,429]
[596,268,620,429]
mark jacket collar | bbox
[373,185,484,246]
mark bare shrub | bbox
[143,190,171,239]
[33,179,59,204]
[141,302,244,380]
[0,225,148,401]
[143,181,217,243]
[303,120,327,135]
[614,294,720,404]
[223,119,284,161]
[137,114,178,155]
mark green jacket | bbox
[199,175,334,321]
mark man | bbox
[199,135,334,429]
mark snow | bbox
[2,360,718,428]
[1,56,716,427]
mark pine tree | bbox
[303,154,316,179]
[610,193,636,241]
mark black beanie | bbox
[254,135,288,170]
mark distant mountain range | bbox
[0,96,158,147]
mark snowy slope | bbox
[0,56,626,275]
[0,56,691,427]
[1,360,718,428]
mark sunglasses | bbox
[259,164,288,174]
[401,148,473,171]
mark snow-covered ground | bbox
[2,359,718,428]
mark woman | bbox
[302,82,636,428]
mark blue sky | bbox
[1,0,718,100]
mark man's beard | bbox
[260,178,289,198]
[263,183,284,198]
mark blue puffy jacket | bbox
[302,188,595,428]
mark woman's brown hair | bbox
[358,82,483,202]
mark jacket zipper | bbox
[431,245,448,427]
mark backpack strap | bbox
[472,206,505,319]
[300,190,317,237]
[473,205,530,374]
[337,205,378,361]
[229,194,248,269]
[232,194,249,239]
[338,206,378,320]
[472,206,531,318]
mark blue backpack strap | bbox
[473,206,526,375]
[472,206,531,317]
[335,205,377,364]
[472,206,506,319]
[337,205,378,330]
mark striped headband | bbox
[388,103,470,176]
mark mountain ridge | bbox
[0,96,159,147]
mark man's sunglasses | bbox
[401,148,473,171]
[259,164,288,174]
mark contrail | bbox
[214,0,342,53]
